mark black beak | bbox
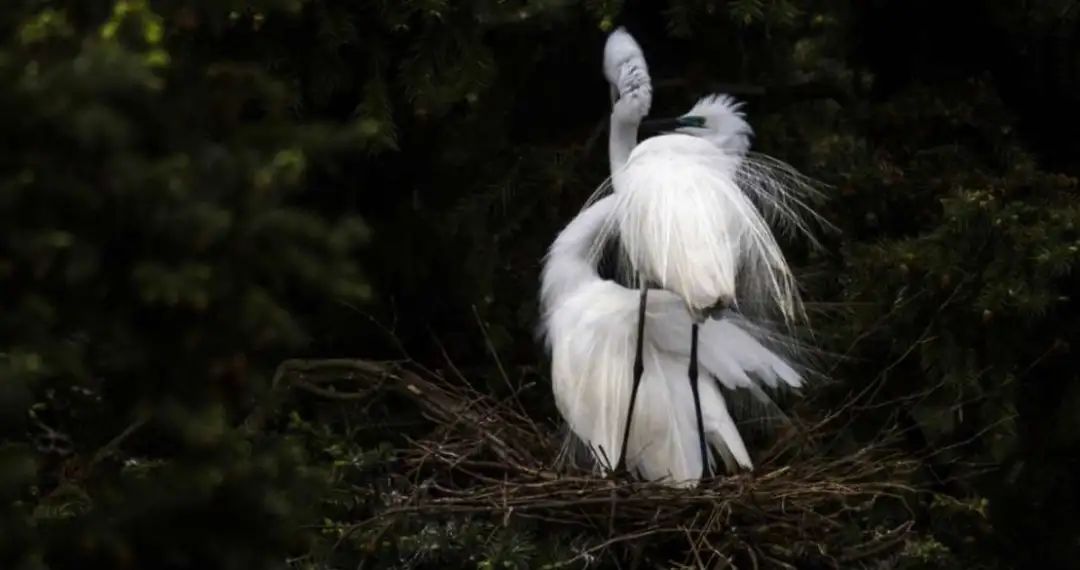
[640,115,706,134]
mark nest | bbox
[265,359,918,569]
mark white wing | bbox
[647,293,803,392]
[546,279,802,487]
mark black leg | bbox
[615,280,648,474]
[689,322,711,480]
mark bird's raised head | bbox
[603,27,646,89]
[603,27,652,124]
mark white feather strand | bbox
[541,196,805,487]
[608,134,801,322]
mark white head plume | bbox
[676,94,753,157]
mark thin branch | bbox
[91,415,149,466]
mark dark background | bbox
[3,0,1080,568]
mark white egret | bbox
[602,27,820,324]
[540,28,823,486]
[540,195,805,485]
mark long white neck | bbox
[540,197,616,319]
[603,27,649,173]
[608,114,640,175]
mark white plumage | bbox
[602,27,651,92]
[540,196,803,486]
[605,28,653,175]
[674,94,752,156]
[539,27,822,487]
[601,28,823,323]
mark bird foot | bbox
[606,463,634,483]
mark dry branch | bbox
[272,358,919,569]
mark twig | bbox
[266,357,918,568]
[91,415,149,466]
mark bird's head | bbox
[640,115,707,132]
[603,27,653,123]
[603,27,646,94]
[641,94,753,157]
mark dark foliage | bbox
[2,1,1079,568]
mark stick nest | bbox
[268,359,919,569]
